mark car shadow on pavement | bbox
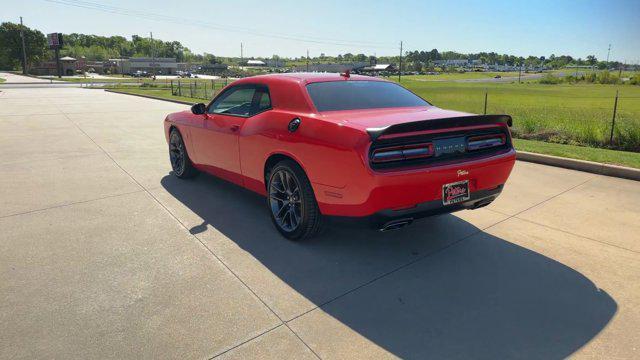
[161,173,616,359]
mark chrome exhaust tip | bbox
[379,218,413,232]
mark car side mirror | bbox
[191,103,206,115]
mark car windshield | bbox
[306,80,430,111]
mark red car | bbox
[164,73,515,240]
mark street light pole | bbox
[19,17,28,75]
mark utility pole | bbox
[240,42,243,65]
[19,17,28,75]
[619,62,623,78]
[398,41,403,82]
[306,49,309,72]
[150,31,155,77]
[606,44,611,66]
[518,62,522,83]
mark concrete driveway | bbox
[1,87,638,359]
[0,72,63,83]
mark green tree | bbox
[0,22,47,71]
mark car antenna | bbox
[340,69,350,78]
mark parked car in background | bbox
[164,73,516,240]
[132,70,149,77]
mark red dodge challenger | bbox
[164,73,515,240]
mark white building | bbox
[246,60,266,66]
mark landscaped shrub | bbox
[597,71,621,84]
[539,73,562,84]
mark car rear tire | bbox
[267,160,323,241]
[169,129,197,179]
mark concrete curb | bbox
[103,89,640,182]
[517,151,640,181]
[104,89,195,105]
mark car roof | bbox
[233,72,389,85]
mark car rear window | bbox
[306,80,429,111]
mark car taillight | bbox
[466,134,506,151]
[371,143,434,163]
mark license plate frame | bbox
[442,180,470,206]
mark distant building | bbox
[292,62,368,73]
[433,59,471,67]
[199,63,229,74]
[30,56,78,76]
[246,60,266,66]
[122,57,178,75]
[360,64,395,72]
[489,64,519,72]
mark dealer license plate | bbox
[442,180,470,206]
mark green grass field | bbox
[402,71,527,81]
[107,87,210,104]
[513,139,640,168]
[397,80,640,151]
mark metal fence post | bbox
[178,80,182,96]
[483,89,488,115]
[190,83,193,98]
[609,90,619,145]
[170,80,173,95]
[203,82,207,99]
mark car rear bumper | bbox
[314,148,516,217]
[327,184,503,230]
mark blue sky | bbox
[4,0,640,62]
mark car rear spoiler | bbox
[366,114,513,141]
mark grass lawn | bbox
[0,78,5,83]
[514,139,640,169]
[402,71,527,81]
[396,79,640,151]
[107,87,204,104]
[549,68,639,78]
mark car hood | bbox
[317,106,474,131]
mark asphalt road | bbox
[1,87,639,359]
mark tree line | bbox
[0,21,627,71]
[0,22,203,70]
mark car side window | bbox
[255,87,271,113]
[209,87,256,116]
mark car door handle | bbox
[230,124,240,132]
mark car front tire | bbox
[267,160,323,241]
[169,129,197,179]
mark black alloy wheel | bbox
[169,129,197,178]
[267,160,322,240]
